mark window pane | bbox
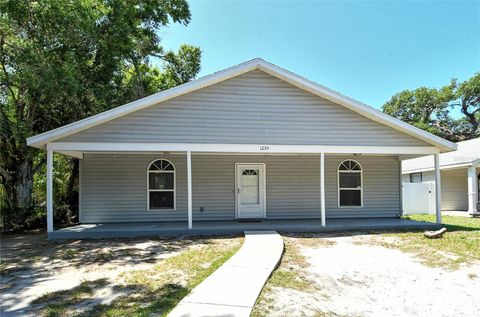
[149,160,175,171]
[410,173,422,183]
[339,190,361,206]
[241,171,259,204]
[339,160,361,171]
[150,191,174,209]
[149,173,174,189]
[160,160,174,170]
[339,172,361,188]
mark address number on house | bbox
[260,145,270,151]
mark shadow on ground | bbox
[0,232,239,316]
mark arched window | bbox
[147,159,175,210]
[338,160,363,207]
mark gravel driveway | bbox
[255,234,480,317]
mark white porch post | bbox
[467,165,478,215]
[187,150,193,229]
[434,154,442,224]
[399,160,403,216]
[46,149,54,233]
[320,152,326,226]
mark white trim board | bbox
[47,142,440,155]
[402,161,480,174]
[27,58,456,153]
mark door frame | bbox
[235,163,266,219]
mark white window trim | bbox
[337,159,363,208]
[147,159,176,211]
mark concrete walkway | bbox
[168,231,284,317]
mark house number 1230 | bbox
[260,146,270,151]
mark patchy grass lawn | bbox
[0,232,242,317]
[375,214,480,269]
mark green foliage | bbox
[382,73,480,141]
[0,0,201,231]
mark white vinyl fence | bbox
[402,182,436,215]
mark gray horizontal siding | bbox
[191,155,259,220]
[62,70,429,147]
[266,155,321,219]
[325,155,401,218]
[80,153,401,223]
[441,169,468,211]
[80,154,188,223]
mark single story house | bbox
[402,138,479,215]
[27,58,457,238]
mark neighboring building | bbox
[27,58,456,237]
[402,138,480,215]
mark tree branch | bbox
[0,32,19,105]
[0,166,12,181]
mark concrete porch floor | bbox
[49,218,440,239]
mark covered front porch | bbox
[44,142,445,239]
[49,218,440,239]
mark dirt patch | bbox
[0,232,241,317]
[254,233,480,317]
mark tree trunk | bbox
[66,158,79,223]
[2,157,34,211]
[15,159,34,208]
[1,155,34,231]
[461,104,480,138]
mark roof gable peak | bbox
[27,58,457,152]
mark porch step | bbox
[167,231,284,317]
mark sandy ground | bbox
[0,232,203,317]
[265,234,480,317]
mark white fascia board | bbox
[401,162,473,174]
[256,61,456,153]
[27,59,260,149]
[28,58,457,152]
[47,142,440,155]
[473,158,480,167]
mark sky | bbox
[159,0,480,111]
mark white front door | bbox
[236,164,266,218]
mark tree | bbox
[0,0,201,230]
[382,73,480,141]
[454,73,480,139]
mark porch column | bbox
[320,152,326,226]
[434,154,442,224]
[187,150,192,229]
[467,165,478,215]
[46,149,54,233]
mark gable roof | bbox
[402,137,480,173]
[27,58,457,152]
